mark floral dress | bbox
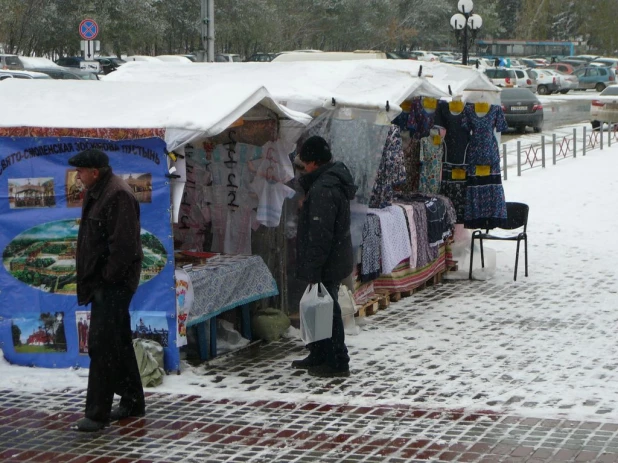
[462,104,509,229]
[369,125,406,208]
[401,98,436,193]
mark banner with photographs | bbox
[0,137,178,371]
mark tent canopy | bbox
[0,80,311,150]
[104,60,454,114]
[104,60,500,112]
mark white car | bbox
[531,69,561,95]
[408,50,438,62]
[551,70,579,94]
[513,69,537,92]
[484,68,518,87]
[590,84,618,130]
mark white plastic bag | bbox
[339,285,360,336]
[299,283,333,344]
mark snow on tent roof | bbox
[104,60,453,114]
[0,80,311,150]
[104,60,500,111]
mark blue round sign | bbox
[79,19,99,40]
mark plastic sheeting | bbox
[296,109,391,249]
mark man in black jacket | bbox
[293,136,357,378]
[68,149,145,432]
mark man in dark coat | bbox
[69,148,146,432]
[293,136,357,378]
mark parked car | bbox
[513,69,537,92]
[406,50,438,62]
[385,52,405,59]
[215,53,242,63]
[500,87,544,133]
[589,58,618,73]
[590,85,618,130]
[574,66,616,92]
[521,58,539,68]
[508,59,526,69]
[245,53,277,62]
[571,54,599,62]
[544,62,578,75]
[55,56,84,68]
[0,70,51,80]
[33,67,99,80]
[0,54,24,70]
[96,57,125,74]
[530,68,561,95]
[553,70,579,93]
[19,56,99,80]
[484,68,518,87]
[155,55,193,63]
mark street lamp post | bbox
[450,0,483,66]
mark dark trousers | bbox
[85,286,145,422]
[308,282,350,369]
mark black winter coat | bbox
[296,161,357,283]
[76,169,143,305]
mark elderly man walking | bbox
[69,149,146,432]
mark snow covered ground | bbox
[1,130,618,425]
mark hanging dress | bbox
[401,98,435,193]
[418,136,443,195]
[462,104,509,229]
[435,101,470,223]
[369,125,406,208]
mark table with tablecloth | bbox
[182,254,279,359]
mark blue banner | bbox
[0,137,178,371]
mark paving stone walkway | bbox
[2,278,618,462]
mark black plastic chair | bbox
[469,202,529,281]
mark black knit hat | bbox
[68,149,109,168]
[299,136,332,164]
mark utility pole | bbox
[199,0,215,62]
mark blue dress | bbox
[462,104,508,229]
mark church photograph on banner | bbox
[0,137,177,371]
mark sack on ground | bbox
[252,307,291,342]
[299,283,333,344]
[132,338,165,388]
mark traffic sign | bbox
[79,19,99,40]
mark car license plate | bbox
[511,106,527,111]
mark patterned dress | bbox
[401,98,436,193]
[462,104,509,229]
[418,137,443,195]
[369,125,406,208]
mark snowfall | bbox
[1,119,618,425]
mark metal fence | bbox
[501,125,618,180]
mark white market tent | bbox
[0,80,311,151]
[103,59,501,111]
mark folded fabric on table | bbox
[368,205,412,275]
